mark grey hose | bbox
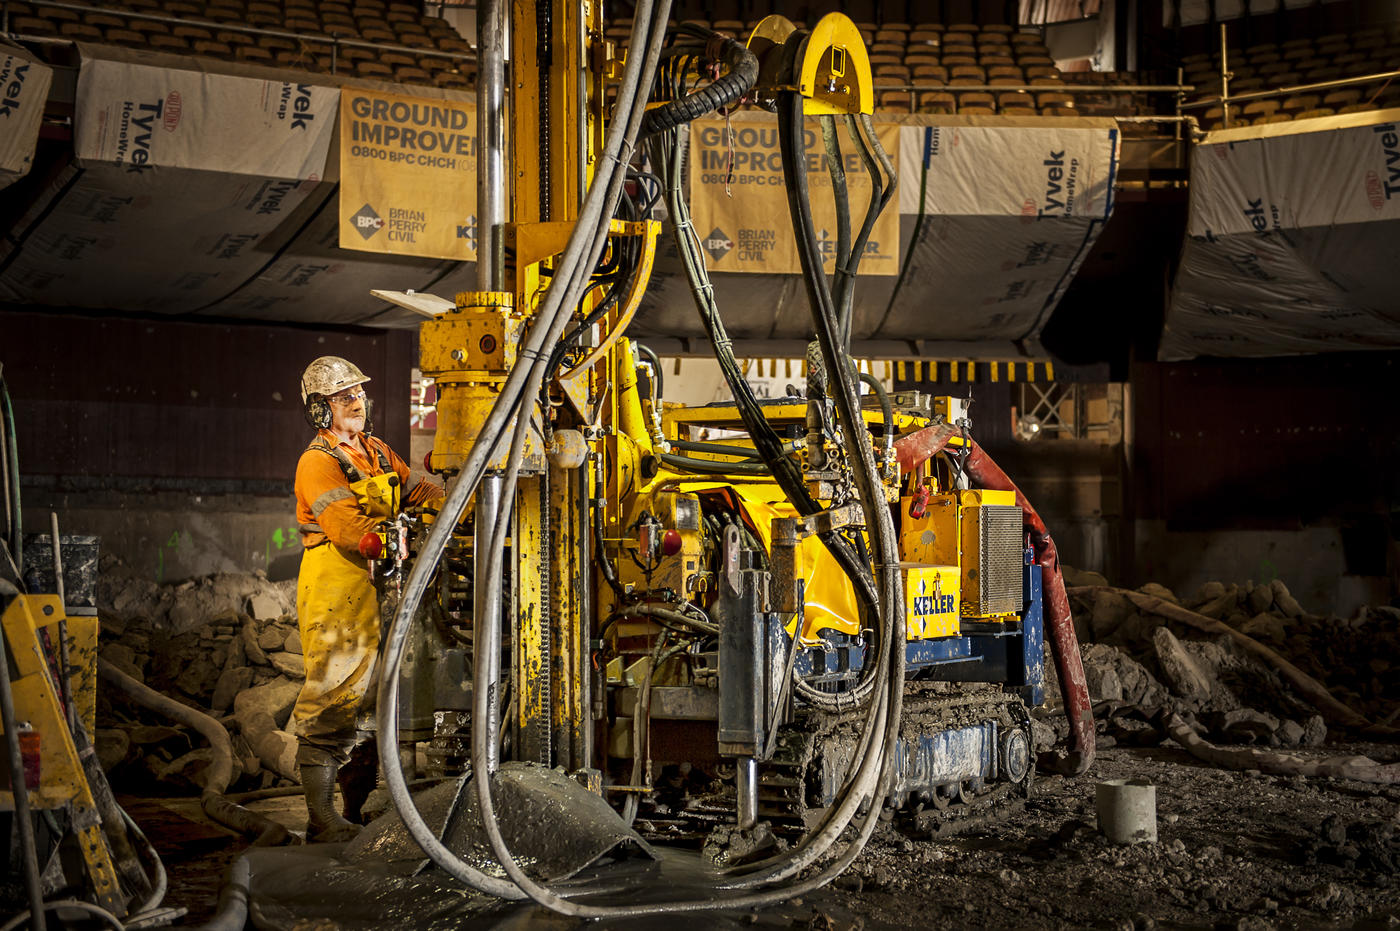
[97,659,288,846]
[0,900,124,931]
[182,854,249,931]
[372,0,668,900]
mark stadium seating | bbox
[2,0,474,88]
[1183,24,1400,129]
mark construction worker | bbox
[292,356,442,842]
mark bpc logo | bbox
[704,227,733,261]
[352,204,384,240]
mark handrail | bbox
[1,0,479,72]
[885,83,1195,94]
[1179,70,1400,109]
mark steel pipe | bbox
[473,474,503,775]
[476,0,506,291]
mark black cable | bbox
[642,32,757,135]
[635,342,664,399]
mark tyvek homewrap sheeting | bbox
[0,47,338,313]
[207,194,471,328]
[1162,109,1400,360]
[632,114,1119,351]
[0,43,53,189]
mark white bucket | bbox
[1096,778,1157,844]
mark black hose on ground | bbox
[97,659,289,846]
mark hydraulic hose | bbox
[0,901,124,931]
[835,114,897,347]
[374,0,669,900]
[960,440,1095,775]
[97,659,289,846]
[1,371,22,573]
[635,342,664,399]
[722,88,909,890]
[641,32,757,136]
[182,855,250,931]
[647,76,886,687]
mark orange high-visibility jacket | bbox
[295,429,441,552]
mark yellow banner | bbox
[339,88,477,260]
[689,113,900,276]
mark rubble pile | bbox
[94,560,305,794]
[1050,567,1400,753]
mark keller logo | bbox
[455,213,478,251]
[704,227,733,262]
[352,203,384,239]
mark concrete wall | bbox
[7,309,415,582]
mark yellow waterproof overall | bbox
[292,467,400,761]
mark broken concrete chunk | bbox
[100,643,138,671]
[283,630,302,655]
[248,591,285,621]
[257,627,285,652]
[1277,719,1305,746]
[1090,591,1136,641]
[1191,581,1226,607]
[1138,582,1179,605]
[95,728,131,772]
[1213,708,1280,743]
[211,666,254,715]
[1152,627,1213,704]
[1270,580,1304,619]
[269,651,305,679]
[1239,611,1288,643]
[1084,659,1124,703]
[1247,584,1275,616]
[232,677,303,731]
[1195,585,1241,620]
[1301,715,1327,747]
[241,621,269,666]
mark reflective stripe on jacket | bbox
[294,429,442,552]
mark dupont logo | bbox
[1366,170,1384,210]
[163,91,181,131]
[351,203,384,239]
[1020,197,1036,224]
[703,227,733,262]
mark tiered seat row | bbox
[606,18,1110,117]
[3,0,475,88]
[1183,25,1400,128]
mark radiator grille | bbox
[978,505,1024,615]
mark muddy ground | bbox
[144,741,1400,930]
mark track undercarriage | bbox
[628,684,1034,850]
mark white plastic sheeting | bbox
[1162,109,1400,360]
[0,43,53,188]
[632,114,1119,353]
[0,47,339,313]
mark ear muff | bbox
[363,398,374,434]
[305,397,332,429]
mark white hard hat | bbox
[300,356,371,404]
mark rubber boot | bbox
[338,740,379,826]
[301,762,361,843]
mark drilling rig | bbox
[362,0,1094,918]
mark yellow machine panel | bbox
[900,491,959,567]
[903,565,960,640]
